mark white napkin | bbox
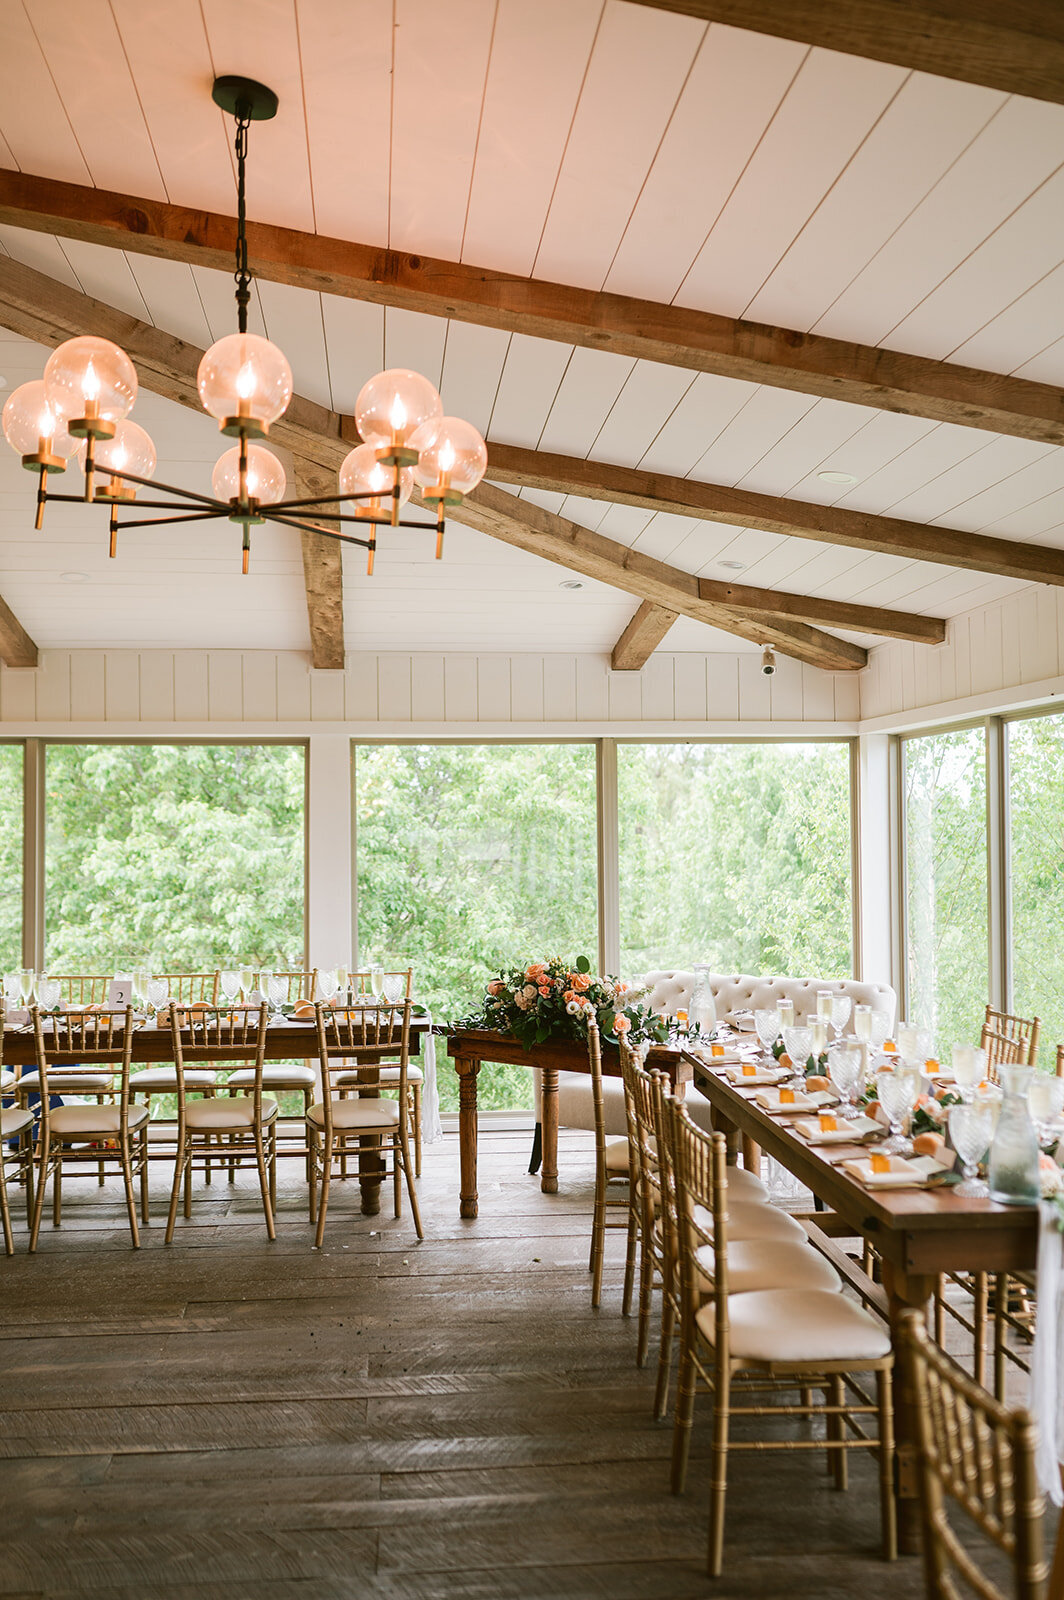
[724,1062,789,1086]
[793,1114,881,1144]
[755,1086,836,1114]
[1030,1203,1064,1505]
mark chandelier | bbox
[0,77,487,575]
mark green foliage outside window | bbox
[1009,714,1064,1062]
[0,745,22,971]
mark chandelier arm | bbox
[265,512,373,551]
[98,466,225,509]
[106,510,236,531]
[271,492,398,511]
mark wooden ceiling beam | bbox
[628,1,1064,106]
[3,170,1064,444]
[0,594,38,668]
[485,441,1064,590]
[290,460,345,671]
[611,602,678,669]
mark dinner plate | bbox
[840,1152,950,1188]
[724,1063,790,1086]
[754,1086,838,1115]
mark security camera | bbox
[761,646,776,677]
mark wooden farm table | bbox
[446,1029,692,1220]
[689,1052,1039,1554]
[3,1018,428,1218]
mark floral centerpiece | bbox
[450,956,668,1053]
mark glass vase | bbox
[988,1063,1040,1206]
[689,964,716,1040]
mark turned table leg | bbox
[541,1066,558,1194]
[881,1260,936,1556]
[456,1053,480,1218]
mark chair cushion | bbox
[723,1166,768,1201]
[1,1106,33,1138]
[226,1065,316,1088]
[692,1200,809,1245]
[337,1064,424,1085]
[307,1098,401,1131]
[697,1287,891,1364]
[49,1103,149,1138]
[695,1238,842,1296]
[0,1068,15,1090]
[184,1098,279,1130]
[132,1068,217,1090]
[604,1136,630,1175]
[18,1071,114,1093]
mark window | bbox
[354,744,598,1111]
[903,728,987,1049]
[617,742,853,978]
[1008,713,1064,1054]
[44,743,306,972]
[0,744,22,970]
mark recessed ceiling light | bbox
[719,559,746,571]
[559,579,583,590]
[60,571,90,584]
[818,469,857,485]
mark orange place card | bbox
[676,1010,688,1024]
[741,1062,757,1077]
[884,1040,897,1053]
[926,1058,940,1072]
[711,1044,725,1058]
[779,1088,796,1104]
[870,1153,890,1173]
[818,1114,838,1132]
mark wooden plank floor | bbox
[0,1126,1048,1598]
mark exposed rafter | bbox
[0,594,38,669]
[290,460,345,671]
[612,603,678,670]
[484,442,1064,591]
[3,171,1064,444]
[628,1,1064,106]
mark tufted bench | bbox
[533,970,896,1150]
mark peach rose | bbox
[487,981,503,996]
[571,973,590,992]
[563,990,576,1004]
[523,984,537,1000]
[538,984,551,998]
[614,1014,631,1033]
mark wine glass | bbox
[1028,1073,1064,1144]
[318,969,339,1005]
[382,971,406,1006]
[876,1067,920,1155]
[37,973,61,1012]
[754,1007,780,1060]
[827,1042,863,1119]
[238,963,255,1002]
[18,968,34,1007]
[949,1102,996,1198]
[830,995,852,1042]
[951,1044,986,1101]
[267,974,288,1020]
[782,1025,814,1081]
[147,978,169,1015]
[220,967,241,1006]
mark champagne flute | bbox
[131,968,151,1015]
[370,964,384,1003]
[854,1005,872,1042]
[318,969,339,1004]
[877,1067,920,1155]
[816,990,833,1024]
[897,1022,920,1066]
[812,1018,828,1062]
[18,967,34,1007]
[3,971,20,1011]
[1028,1073,1064,1144]
[830,995,852,1042]
[949,1103,996,1198]
[238,963,255,1002]
[335,963,349,1004]
[952,1044,986,1101]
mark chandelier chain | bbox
[233,109,252,336]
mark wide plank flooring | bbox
[0,1125,1044,1598]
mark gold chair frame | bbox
[586,1018,638,1313]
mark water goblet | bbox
[147,978,169,1014]
[238,963,255,1002]
[18,967,34,1007]
[782,1025,814,1081]
[1028,1073,1064,1144]
[3,971,20,1011]
[949,1102,996,1198]
[827,1042,863,1119]
[951,1044,986,1101]
[267,974,288,1019]
[830,995,852,1042]
[382,971,406,1007]
[220,967,241,1006]
[876,1067,920,1155]
[896,1021,921,1065]
[37,974,61,1012]
[318,969,339,1005]
[869,1010,892,1051]
[754,1007,780,1061]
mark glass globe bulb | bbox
[212,444,286,505]
[2,381,77,463]
[339,443,414,513]
[354,368,442,463]
[197,333,293,437]
[43,337,137,432]
[76,419,156,499]
[414,418,488,500]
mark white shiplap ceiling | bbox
[0,0,1062,658]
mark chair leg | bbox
[165,1139,189,1244]
[0,1159,13,1256]
[933,1273,945,1346]
[707,1372,730,1577]
[829,1376,847,1490]
[412,1082,422,1178]
[308,1126,319,1224]
[53,1152,62,1226]
[268,1125,277,1212]
[590,1159,606,1310]
[635,1194,655,1368]
[119,1142,140,1249]
[22,1130,35,1226]
[671,1321,698,1495]
[878,1366,897,1562]
[139,1128,150,1223]
[253,1126,276,1241]
[315,1140,333,1249]
[393,1130,402,1219]
[622,1199,638,1318]
[973,1271,988,1386]
[993,1273,1008,1402]
[29,1134,51,1252]
[654,1278,676,1422]
[398,1125,423,1241]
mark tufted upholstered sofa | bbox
[534,969,897,1141]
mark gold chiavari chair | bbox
[937,1005,1042,1386]
[335,971,423,1177]
[586,1017,638,1313]
[166,1004,276,1242]
[0,1023,33,1254]
[224,969,318,1118]
[669,1103,896,1576]
[310,999,422,1248]
[901,1309,1047,1600]
[129,973,222,1116]
[28,1006,147,1251]
[53,975,112,1006]
[161,972,220,1005]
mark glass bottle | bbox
[988,1063,1040,1205]
[689,964,717,1039]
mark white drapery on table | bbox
[421,1018,443,1144]
[1030,1203,1064,1505]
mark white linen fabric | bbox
[1030,1203,1064,1505]
[421,1018,443,1144]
